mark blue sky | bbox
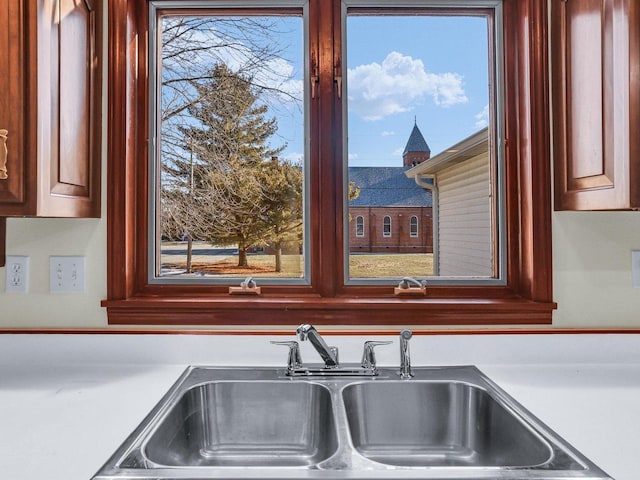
[346,15,489,166]
[161,13,491,169]
[269,13,490,167]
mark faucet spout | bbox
[296,324,339,367]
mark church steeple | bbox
[402,119,431,167]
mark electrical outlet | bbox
[50,256,86,293]
[5,256,29,293]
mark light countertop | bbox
[0,333,638,480]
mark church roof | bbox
[403,123,431,155]
[348,167,432,207]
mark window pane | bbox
[355,215,365,237]
[154,12,305,282]
[345,11,497,281]
[410,216,419,238]
[383,216,392,237]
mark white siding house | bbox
[405,128,493,277]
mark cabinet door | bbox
[0,0,101,217]
[0,0,28,208]
[37,0,102,217]
[552,0,640,210]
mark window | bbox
[355,216,365,237]
[105,0,555,326]
[383,216,392,238]
[345,9,495,281]
[410,216,418,238]
[154,8,305,282]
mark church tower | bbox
[402,121,431,167]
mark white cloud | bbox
[380,130,395,137]
[348,153,360,161]
[347,51,468,121]
[392,147,404,157]
[475,104,490,128]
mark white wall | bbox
[0,217,107,327]
[552,211,640,327]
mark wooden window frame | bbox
[103,0,555,326]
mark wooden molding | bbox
[0,217,5,267]
[105,0,555,326]
[0,327,639,336]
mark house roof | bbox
[403,123,431,155]
[405,127,488,177]
[348,167,432,207]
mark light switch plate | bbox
[632,250,640,288]
[50,256,86,293]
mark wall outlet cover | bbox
[50,256,86,293]
[5,256,29,293]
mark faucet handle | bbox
[271,341,303,373]
[361,340,392,372]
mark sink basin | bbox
[144,381,337,467]
[93,366,612,479]
[343,381,552,467]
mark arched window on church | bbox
[383,216,392,237]
[355,216,365,237]
[410,216,419,238]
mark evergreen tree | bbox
[261,157,303,272]
[162,64,293,269]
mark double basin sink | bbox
[93,365,612,479]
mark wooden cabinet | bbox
[0,0,101,218]
[552,0,640,210]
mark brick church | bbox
[348,123,433,253]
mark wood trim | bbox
[0,217,5,267]
[1,327,639,336]
[630,0,640,207]
[105,0,555,326]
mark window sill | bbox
[102,296,555,325]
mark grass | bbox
[350,253,433,278]
[161,242,433,278]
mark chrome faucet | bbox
[399,329,413,379]
[273,325,402,377]
[296,324,339,368]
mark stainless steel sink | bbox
[93,365,612,479]
[144,381,337,467]
[343,381,553,467]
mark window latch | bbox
[334,59,342,99]
[311,54,319,99]
[229,277,261,295]
[394,277,427,296]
